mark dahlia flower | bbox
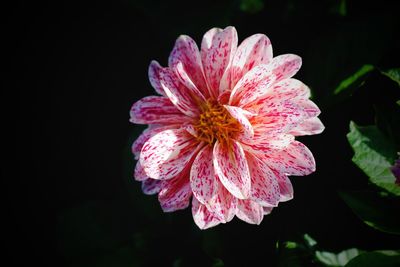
[130,26,324,229]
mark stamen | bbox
[194,101,242,145]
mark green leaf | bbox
[345,251,400,267]
[316,248,362,267]
[347,121,400,195]
[381,68,400,87]
[397,100,400,106]
[339,191,400,235]
[334,65,374,94]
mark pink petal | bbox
[148,60,166,96]
[168,35,209,98]
[201,26,238,98]
[192,197,223,229]
[264,141,316,176]
[223,105,254,141]
[190,145,217,206]
[263,206,273,215]
[246,152,280,207]
[129,96,188,125]
[140,129,199,180]
[134,161,149,181]
[229,34,273,89]
[132,125,175,160]
[236,199,264,225]
[173,61,206,102]
[158,172,192,212]
[273,171,294,202]
[289,117,325,136]
[182,123,198,138]
[213,140,251,199]
[142,179,163,195]
[206,181,236,222]
[159,68,200,117]
[243,78,311,111]
[241,133,294,153]
[229,54,302,106]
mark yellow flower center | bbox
[194,101,241,145]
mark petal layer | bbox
[140,129,199,179]
[213,140,251,199]
[130,96,187,125]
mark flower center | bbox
[194,101,241,145]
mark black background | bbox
[4,0,400,266]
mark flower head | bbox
[130,26,324,229]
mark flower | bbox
[130,26,324,229]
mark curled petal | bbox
[263,206,273,215]
[246,152,280,207]
[190,145,217,206]
[236,199,264,225]
[192,197,223,229]
[213,140,251,199]
[223,105,254,140]
[158,173,192,212]
[142,179,163,195]
[131,125,176,160]
[148,60,166,96]
[264,141,316,176]
[201,26,238,98]
[130,96,188,125]
[140,129,199,180]
[274,171,294,202]
[289,117,325,136]
[229,34,273,89]
[159,68,200,117]
[168,35,209,97]
[134,161,149,181]
[173,61,206,102]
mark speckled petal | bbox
[265,141,316,176]
[130,96,189,125]
[206,181,236,222]
[229,34,273,89]
[168,35,209,98]
[201,26,238,98]
[173,61,206,102]
[190,145,217,206]
[223,105,254,140]
[140,129,199,180]
[289,117,325,136]
[148,60,166,96]
[159,68,200,117]
[134,161,149,181]
[236,199,264,225]
[131,125,176,160]
[230,54,302,106]
[142,179,163,195]
[213,140,251,199]
[263,206,273,215]
[192,197,223,229]
[158,172,192,212]
[246,152,280,207]
[243,78,311,112]
[274,171,294,202]
[242,133,294,153]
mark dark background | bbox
[4,0,400,266]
